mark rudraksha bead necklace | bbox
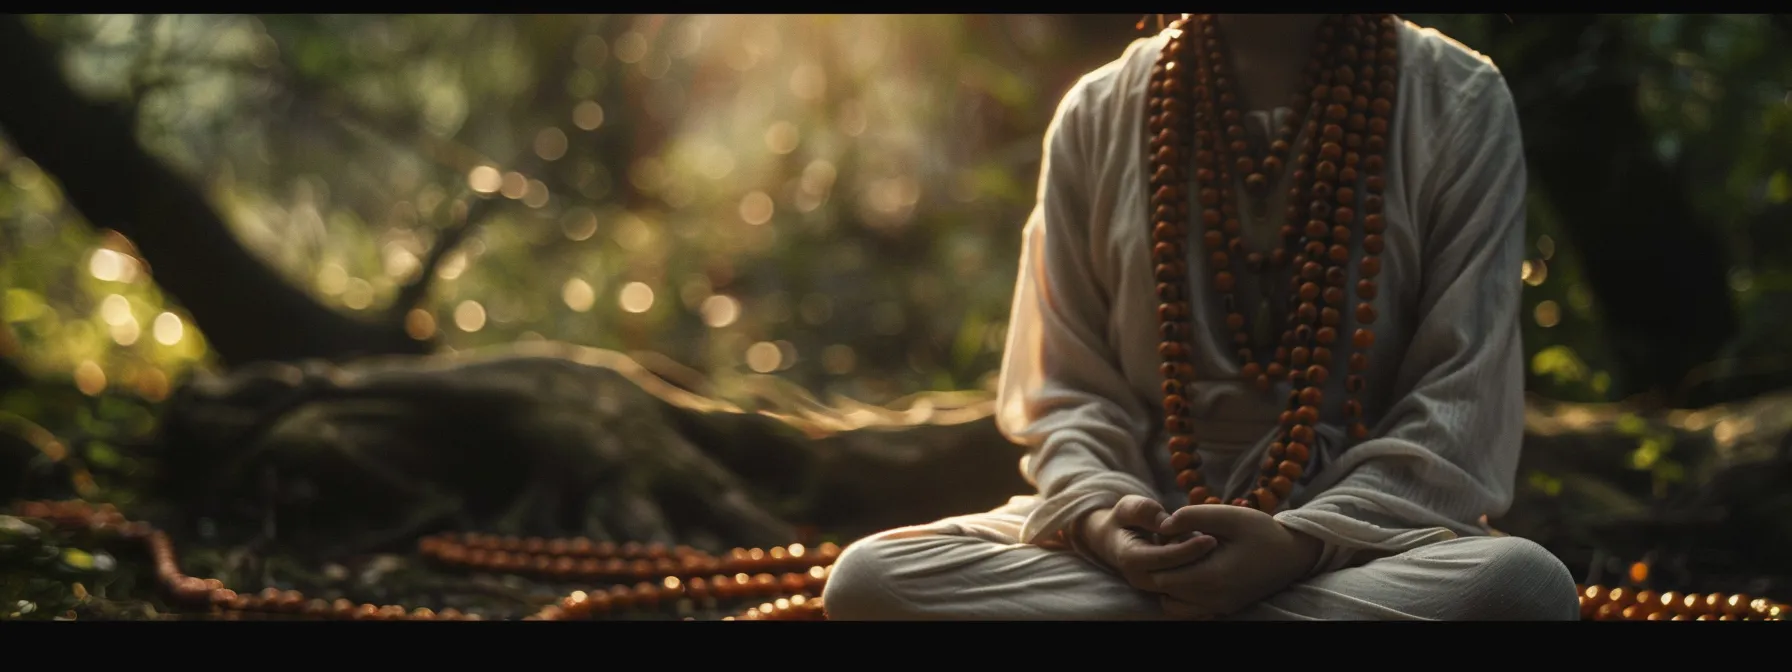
[1148,14,1395,513]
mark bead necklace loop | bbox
[1149,14,1396,513]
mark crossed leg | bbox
[821,508,1578,621]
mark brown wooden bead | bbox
[1363,233,1384,254]
[1278,459,1304,479]
[1214,271,1237,292]
[1253,488,1281,511]
[1156,282,1182,303]
[1290,425,1315,444]
[1176,469,1204,490]
[1295,405,1320,425]
[1355,303,1378,325]
[1187,487,1212,505]
[1153,242,1180,263]
[1344,399,1363,417]
[1296,302,1317,324]
[1308,365,1331,386]
[1163,394,1187,414]
[1168,435,1194,453]
[1302,215,1326,237]
[1268,475,1295,497]
[1324,266,1346,286]
[1160,361,1193,380]
[1315,327,1337,345]
[1170,450,1195,471]
[1366,175,1385,192]
[1155,263,1183,283]
[1360,256,1382,278]
[1290,346,1311,366]
[1349,353,1370,372]
[1346,375,1366,392]
[1350,423,1369,440]
[1266,362,1286,379]
[1320,307,1341,327]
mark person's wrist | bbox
[1072,507,1108,546]
[1281,525,1325,578]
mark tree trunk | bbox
[0,15,427,367]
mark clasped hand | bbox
[1079,495,1321,619]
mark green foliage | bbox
[0,13,1786,409]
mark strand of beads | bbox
[1577,585,1787,621]
[1148,29,1213,506]
[1150,15,1397,513]
[1342,14,1400,441]
[13,500,483,620]
[1189,15,1347,508]
[12,499,839,621]
[1190,13,1336,396]
[1247,15,1371,502]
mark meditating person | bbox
[819,13,1579,620]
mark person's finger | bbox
[1118,533,1216,573]
[1159,503,1255,539]
[1147,557,1236,612]
[1111,495,1168,532]
[1159,595,1217,621]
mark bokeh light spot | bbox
[619,282,655,313]
[152,312,184,345]
[739,191,774,225]
[746,341,782,373]
[1534,300,1561,328]
[405,308,437,340]
[74,361,106,396]
[534,127,569,161]
[573,101,606,130]
[700,294,740,328]
[563,278,596,312]
[454,300,487,332]
[467,165,503,194]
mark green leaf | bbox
[3,288,47,323]
[1768,170,1792,204]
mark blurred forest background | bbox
[1,13,1791,620]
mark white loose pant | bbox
[821,498,1578,621]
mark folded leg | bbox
[820,509,1163,620]
[1234,535,1579,621]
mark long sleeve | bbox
[996,75,1162,546]
[1276,70,1531,571]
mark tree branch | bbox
[0,15,428,367]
